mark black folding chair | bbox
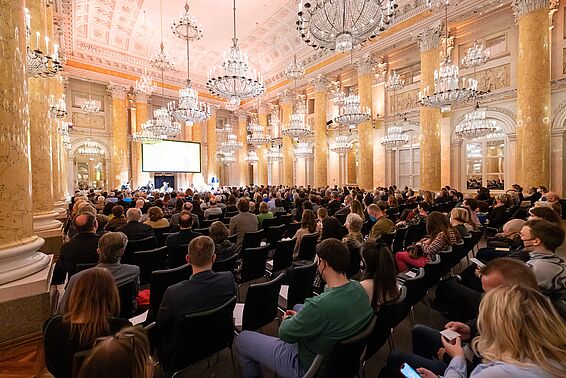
[166,244,189,269]
[123,236,157,265]
[239,244,271,284]
[153,226,172,247]
[266,239,295,275]
[134,246,168,286]
[117,279,136,318]
[265,224,286,246]
[296,233,319,261]
[286,222,301,238]
[241,230,265,251]
[147,264,192,323]
[346,246,361,278]
[234,272,285,332]
[193,227,209,236]
[260,217,278,230]
[212,253,238,274]
[278,260,317,311]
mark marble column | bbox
[312,76,329,187]
[440,113,452,187]
[237,112,249,187]
[280,91,295,187]
[257,104,270,186]
[513,0,551,188]
[131,92,148,189]
[207,107,218,185]
[28,0,62,241]
[59,76,69,198]
[356,56,375,190]
[108,84,128,190]
[0,0,51,305]
[414,24,442,191]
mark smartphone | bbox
[400,362,421,378]
[440,329,461,341]
[469,257,485,268]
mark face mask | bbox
[369,215,377,222]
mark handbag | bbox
[407,243,424,259]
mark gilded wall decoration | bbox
[72,112,106,130]
[465,63,510,93]
[390,90,420,113]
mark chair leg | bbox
[409,306,415,328]
[388,331,395,352]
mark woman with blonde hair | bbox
[450,207,472,238]
[143,206,170,229]
[43,268,130,378]
[418,285,566,378]
[350,199,365,221]
[78,326,154,378]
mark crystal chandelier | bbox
[384,70,405,92]
[296,0,397,52]
[285,54,304,80]
[267,146,283,161]
[334,94,371,130]
[219,151,237,164]
[145,105,181,139]
[207,0,264,104]
[245,150,259,165]
[247,122,271,146]
[81,80,100,113]
[454,106,496,140]
[225,96,241,111]
[135,11,157,96]
[58,121,70,137]
[24,8,63,78]
[78,139,104,156]
[282,112,312,139]
[294,142,313,158]
[461,40,489,68]
[380,125,410,148]
[150,0,175,72]
[130,121,162,144]
[221,133,243,152]
[49,94,67,119]
[480,127,505,142]
[330,135,353,155]
[170,0,210,126]
[294,96,308,116]
[419,3,478,112]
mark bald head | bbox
[74,213,97,233]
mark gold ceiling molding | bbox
[65,60,220,101]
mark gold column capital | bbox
[134,91,148,103]
[354,54,377,75]
[279,90,295,106]
[512,0,549,22]
[412,22,442,52]
[258,102,271,116]
[106,83,128,99]
[311,75,330,92]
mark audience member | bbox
[229,198,259,249]
[44,268,130,378]
[320,216,344,241]
[170,201,199,229]
[528,205,562,224]
[107,205,127,231]
[117,208,155,241]
[360,242,399,310]
[209,221,237,261]
[350,199,365,221]
[95,214,109,236]
[52,213,100,285]
[164,213,200,248]
[367,203,394,240]
[257,202,274,228]
[143,206,170,229]
[204,196,223,219]
[58,232,140,314]
[234,239,373,377]
[292,209,317,257]
[449,208,472,238]
[342,213,363,250]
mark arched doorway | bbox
[69,138,111,190]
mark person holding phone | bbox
[416,285,566,378]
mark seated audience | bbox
[360,242,399,310]
[107,205,127,231]
[52,213,100,285]
[292,209,317,257]
[326,190,342,216]
[462,198,481,229]
[417,285,566,378]
[95,214,109,236]
[528,205,562,224]
[78,326,153,378]
[44,268,130,378]
[256,202,274,228]
[143,206,170,229]
[203,196,223,219]
[350,199,365,221]
[116,208,155,241]
[156,236,237,363]
[449,208,472,238]
[335,194,353,217]
[342,213,364,250]
[58,232,140,314]
[367,203,394,240]
[209,221,237,261]
[229,198,259,249]
[387,258,539,375]
[475,218,524,261]
[485,194,509,229]
[316,207,328,234]
[543,191,562,216]
[320,216,344,241]
[164,213,201,248]
[395,212,460,272]
[170,201,199,229]
[234,239,373,377]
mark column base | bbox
[33,211,63,237]
[53,200,68,220]
[0,254,53,344]
[0,237,51,287]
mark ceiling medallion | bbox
[297,0,397,52]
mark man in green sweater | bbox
[234,238,373,377]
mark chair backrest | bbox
[242,272,286,331]
[207,213,223,220]
[261,217,278,230]
[148,264,192,321]
[201,219,215,228]
[296,233,319,261]
[225,211,239,218]
[72,349,92,378]
[76,262,97,273]
[286,222,301,238]
[398,268,426,307]
[286,260,317,310]
[242,229,265,251]
[193,227,209,236]
[240,244,271,284]
[266,224,286,246]
[279,214,292,225]
[117,279,136,318]
[381,231,396,251]
[346,246,361,278]
[166,244,189,269]
[319,316,377,377]
[212,253,238,274]
[228,234,238,244]
[123,236,157,264]
[271,239,295,272]
[361,220,375,237]
[403,223,421,249]
[134,246,168,286]
[391,226,408,253]
[153,226,172,247]
[159,296,237,374]
[335,213,347,225]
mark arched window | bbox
[465,127,505,190]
